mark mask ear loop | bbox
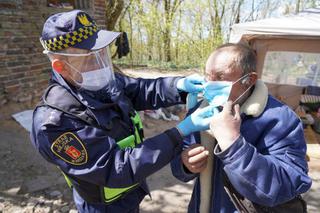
[231,73,255,106]
[232,73,250,86]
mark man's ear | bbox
[242,72,257,87]
[249,72,258,84]
[52,59,65,73]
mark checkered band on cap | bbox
[41,23,98,51]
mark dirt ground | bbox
[0,111,194,213]
[0,68,320,213]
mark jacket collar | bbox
[241,80,268,117]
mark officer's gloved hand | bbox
[186,93,198,110]
[177,74,205,93]
[177,105,218,137]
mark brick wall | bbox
[0,0,106,117]
[93,0,107,28]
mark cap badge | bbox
[78,14,92,26]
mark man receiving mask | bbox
[31,10,218,212]
[171,43,311,212]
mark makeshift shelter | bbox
[229,8,320,109]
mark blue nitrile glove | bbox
[203,81,232,107]
[186,93,198,110]
[177,74,205,93]
[177,105,219,136]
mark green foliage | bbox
[114,58,201,71]
[111,0,316,70]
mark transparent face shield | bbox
[44,47,115,91]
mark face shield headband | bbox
[44,47,115,91]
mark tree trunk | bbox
[128,9,133,65]
[209,0,225,46]
[164,0,171,62]
[162,0,183,62]
[147,30,154,61]
[164,27,171,62]
[105,0,124,30]
[296,0,301,14]
[157,37,162,61]
[175,8,182,63]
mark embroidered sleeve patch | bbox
[51,132,88,165]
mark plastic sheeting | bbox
[230,8,320,43]
[12,110,33,132]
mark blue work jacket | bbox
[171,95,312,213]
[30,72,186,212]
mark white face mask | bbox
[79,67,112,91]
[65,61,113,91]
[203,81,232,106]
[203,73,252,106]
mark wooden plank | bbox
[304,126,319,144]
[307,144,320,159]
[307,144,320,171]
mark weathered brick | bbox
[0,3,17,9]
[1,22,22,29]
[0,61,6,68]
[4,84,19,94]
[42,68,52,74]
[29,63,44,70]
[31,56,48,64]
[8,72,24,80]
[0,30,14,37]
[37,80,49,89]
[0,67,11,75]
[18,94,32,102]
[0,75,9,82]
[10,66,25,73]
[0,97,8,106]
[6,49,20,55]
[6,61,25,67]
[20,76,35,83]
[26,69,42,77]
[16,55,29,61]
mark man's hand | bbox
[177,74,205,93]
[181,144,209,174]
[210,101,241,151]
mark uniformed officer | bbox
[31,10,217,212]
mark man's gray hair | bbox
[216,43,257,75]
